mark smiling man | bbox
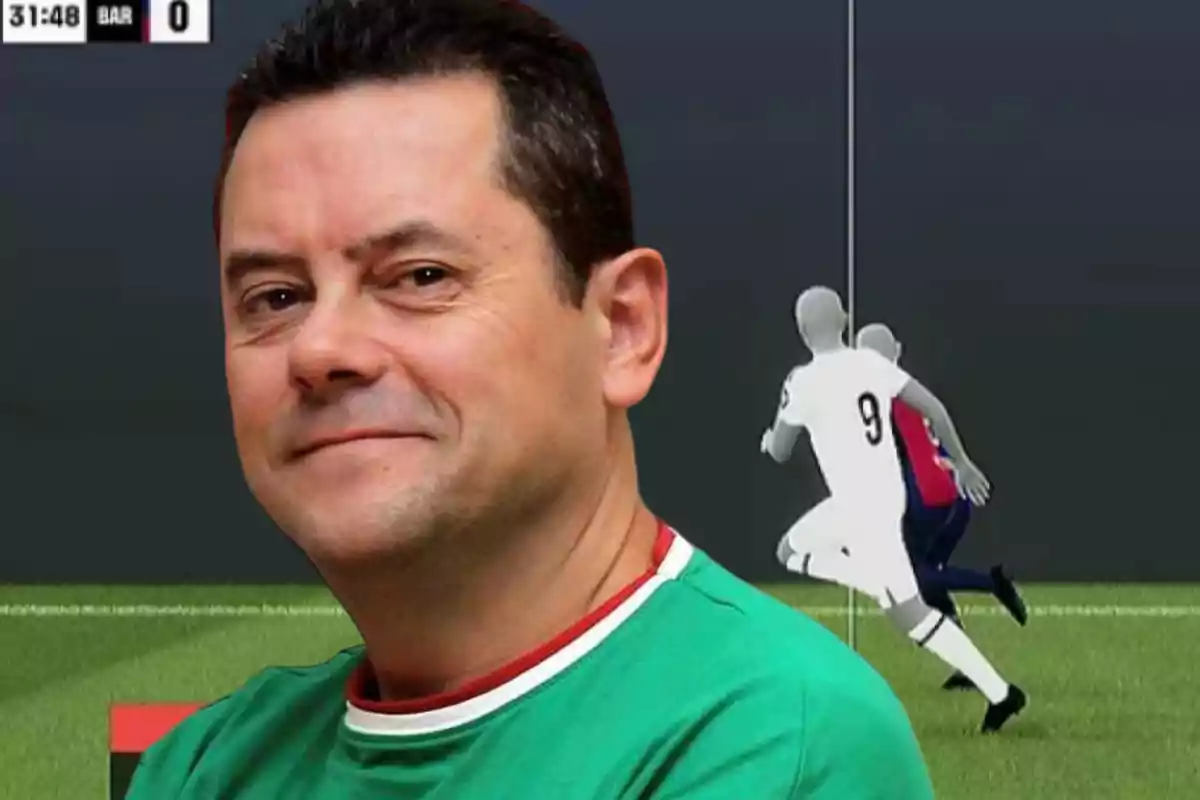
[125,1,933,797]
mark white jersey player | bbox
[760,286,1026,734]
[778,346,910,515]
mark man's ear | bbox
[584,248,668,409]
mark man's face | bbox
[219,75,608,563]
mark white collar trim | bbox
[343,530,694,737]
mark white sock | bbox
[787,550,880,598]
[911,611,1008,703]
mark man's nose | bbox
[287,296,390,400]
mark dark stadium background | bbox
[2,0,1197,585]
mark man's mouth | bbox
[292,430,429,458]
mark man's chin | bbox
[262,479,445,561]
[289,504,439,566]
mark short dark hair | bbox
[218,0,634,305]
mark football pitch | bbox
[3,583,1198,799]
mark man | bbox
[126,1,934,797]
[856,323,1027,692]
[761,287,1026,733]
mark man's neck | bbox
[321,441,659,703]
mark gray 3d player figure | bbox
[760,286,1026,733]
[856,322,1028,693]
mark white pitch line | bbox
[800,605,1200,618]
[0,603,1199,618]
[0,604,349,618]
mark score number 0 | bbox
[148,0,210,43]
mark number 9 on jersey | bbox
[147,0,209,43]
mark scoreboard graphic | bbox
[2,0,210,43]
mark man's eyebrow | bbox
[343,220,473,262]
[222,250,307,288]
[221,221,469,287]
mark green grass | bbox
[767,584,1200,799]
[2,584,1198,798]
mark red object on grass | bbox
[109,703,204,753]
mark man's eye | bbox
[245,287,301,314]
[378,265,455,293]
[409,266,449,287]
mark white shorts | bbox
[783,496,920,604]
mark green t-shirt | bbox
[127,529,933,798]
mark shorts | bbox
[783,496,921,604]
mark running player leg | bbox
[903,502,963,621]
[929,499,1028,626]
[903,503,982,689]
[871,516,1027,732]
[777,499,883,599]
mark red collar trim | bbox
[346,520,674,715]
